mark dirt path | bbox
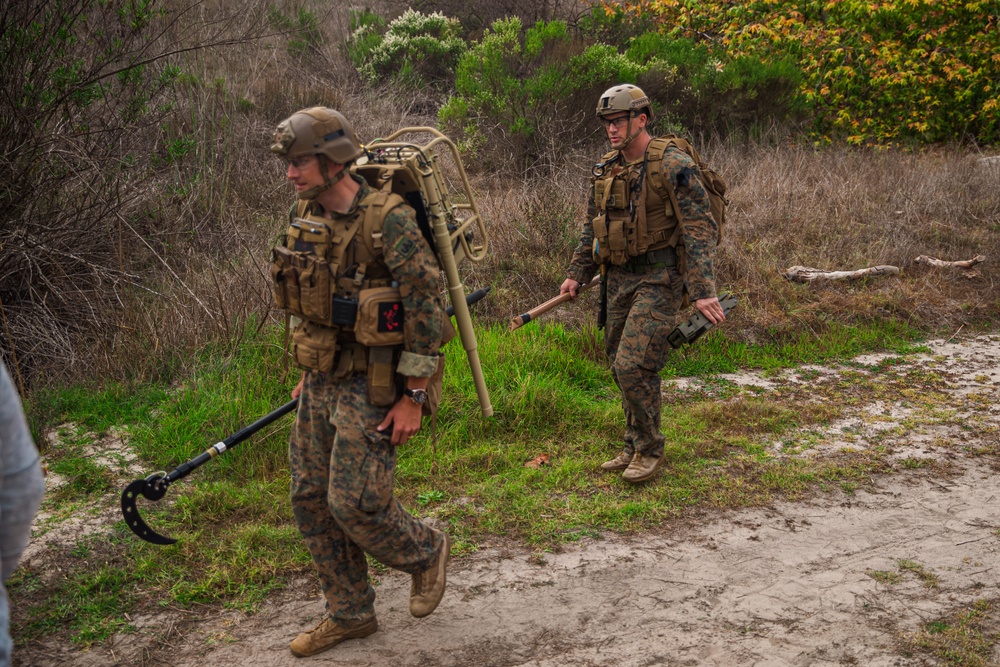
[22,336,1000,667]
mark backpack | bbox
[354,128,493,418]
[644,135,728,245]
[353,131,489,268]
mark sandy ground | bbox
[19,336,1000,667]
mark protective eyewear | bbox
[600,114,631,129]
[284,155,318,169]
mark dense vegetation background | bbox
[1,0,997,392]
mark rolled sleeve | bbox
[397,350,440,378]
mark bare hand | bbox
[377,398,423,446]
[694,296,725,325]
[291,372,306,399]
[560,278,581,298]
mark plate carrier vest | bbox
[591,135,727,268]
[270,188,412,405]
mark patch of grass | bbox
[898,559,940,588]
[909,599,1000,667]
[899,457,932,470]
[868,569,903,585]
[15,317,936,647]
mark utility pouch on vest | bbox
[355,286,405,347]
[591,214,612,264]
[296,256,333,324]
[595,178,627,209]
[366,345,398,406]
[288,218,332,253]
[291,321,338,373]
[270,246,298,313]
[593,173,631,266]
[607,216,628,265]
[271,217,338,325]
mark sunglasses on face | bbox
[600,115,631,129]
[284,155,317,169]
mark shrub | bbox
[347,9,466,89]
[439,17,643,172]
[267,5,323,58]
[615,0,1000,145]
[626,31,805,138]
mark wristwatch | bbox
[404,387,428,405]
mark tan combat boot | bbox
[622,453,662,482]
[600,450,633,471]
[289,616,378,657]
[410,532,450,618]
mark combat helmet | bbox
[270,107,365,199]
[595,84,652,150]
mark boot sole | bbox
[411,533,450,618]
[290,619,378,658]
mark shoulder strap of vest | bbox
[645,135,681,203]
[644,135,687,247]
[360,191,406,257]
[295,198,309,219]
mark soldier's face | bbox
[603,112,647,148]
[286,155,344,194]
[286,154,320,194]
[603,113,630,147]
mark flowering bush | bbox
[347,9,465,89]
[611,0,1000,145]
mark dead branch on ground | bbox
[783,265,901,283]
[914,254,985,278]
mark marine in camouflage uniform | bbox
[269,108,450,657]
[560,85,725,483]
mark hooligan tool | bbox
[121,399,299,545]
[121,287,491,545]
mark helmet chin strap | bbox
[615,112,641,152]
[297,156,348,200]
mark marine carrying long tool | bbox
[121,400,299,545]
[121,289,491,546]
[666,292,738,349]
[509,275,602,331]
[357,127,493,417]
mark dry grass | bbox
[3,0,998,390]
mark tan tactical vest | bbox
[270,190,407,404]
[591,150,678,267]
[591,135,728,268]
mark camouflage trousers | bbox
[603,262,685,459]
[290,371,441,624]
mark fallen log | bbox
[913,254,985,278]
[784,265,900,283]
[913,254,985,269]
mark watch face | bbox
[407,388,428,404]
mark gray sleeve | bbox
[0,361,45,582]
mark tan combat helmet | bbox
[595,84,652,150]
[270,107,365,199]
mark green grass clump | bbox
[14,316,934,646]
